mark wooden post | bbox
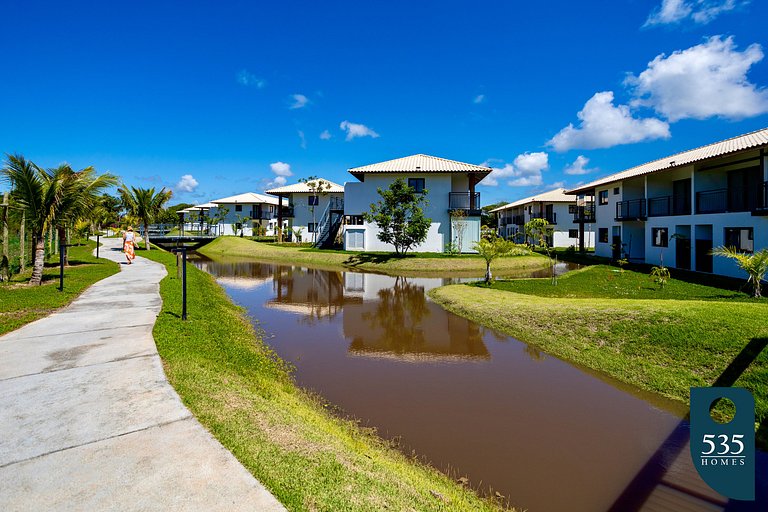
[277,195,283,244]
[19,212,25,274]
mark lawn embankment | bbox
[198,236,549,276]
[141,248,510,512]
[429,266,768,443]
[0,240,119,335]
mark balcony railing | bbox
[615,198,646,220]
[328,196,344,211]
[573,202,595,223]
[695,186,760,214]
[448,192,481,212]
[513,214,525,225]
[280,206,295,218]
[647,196,670,217]
[530,212,557,224]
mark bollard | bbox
[59,241,65,291]
[96,233,100,259]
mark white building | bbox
[266,179,345,245]
[566,127,768,279]
[210,192,284,236]
[343,154,490,253]
[491,188,595,249]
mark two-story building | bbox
[491,188,594,248]
[210,192,284,236]
[566,127,768,278]
[342,154,491,253]
[266,179,345,245]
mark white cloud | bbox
[289,93,309,109]
[473,94,485,104]
[339,120,380,141]
[298,130,307,149]
[267,176,287,189]
[627,36,768,122]
[645,0,743,26]
[319,130,332,140]
[547,91,670,152]
[175,174,199,193]
[237,69,266,88]
[564,155,595,175]
[480,152,549,187]
[270,161,292,177]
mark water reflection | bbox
[268,267,361,321]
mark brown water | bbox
[195,258,767,511]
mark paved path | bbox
[0,238,285,511]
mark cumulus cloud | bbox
[270,161,292,177]
[627,36,768,122]
[473,94,485,104]
[319,130,332,140]
[480,152,549,187]
[340,120,380,141]
[564,155,596,175]
[237,69,266,88]
[289,93,309,109]
[175,174,199,193]
[645,0,744,26]
[547,91,671,152]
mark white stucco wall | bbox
[287,192,344,243]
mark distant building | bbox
[266,179,345,245]
[491,188,594,249]
[566,127,768,278]
[210,192,284,236]
[343,154,491,253]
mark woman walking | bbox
[123,226,137,264]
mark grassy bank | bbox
[198,236,549,277]
[141,248,510,511]
[0,240,120,335]
[429,266,768,443]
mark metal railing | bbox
[615,198,646,220]
[573,202,595,223]
[328,196,344,211]
[647,196,670,217]
[281,206,295,217]
[695,186,758,214]
[448,192,481,210]
[512,214,525,225]
[530,212,557,224]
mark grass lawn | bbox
[198,236,549,277]
[428,265,768,446]
[141,248,510,512]
[0,240,120,336]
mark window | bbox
[652,227,668,247]
[235,204,242,212]
[568,229,579,238]
[308,195,319,206]
[613,187,620,195]
[307,223,317,233]
[408,178,425,193]
[724,227,754,252]
[345,215,365,225]
[598,190,609,205]
[568,205,577,214]
[599,228,609,243]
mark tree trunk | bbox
[29,234,45,285]
[754,279,762,299]
[57,226,69,266]
[485,261,492,283]
[144,222,151,250]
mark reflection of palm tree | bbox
[524,344,545,361]
[362,277,430,352]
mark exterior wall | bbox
[496,202,594,248]
[288,192,344,243]
[344,173,481,253]
[205,202,280,236]
[594,182,624,259]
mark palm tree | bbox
[1,155,64,285]
[118,185,172,250]
[711,246,768,298]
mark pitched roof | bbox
[265,179,344,195]
[490,188,573,212]
[348,154,491,179]
[211,192,281,205]
[566,127,768,195]
[179,202,218,212]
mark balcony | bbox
[530,212,557,224]
[448,192,481,215]
[696,186,760,214]
[756,182,768,216]
[512,214,525,225]
[615,199,646,220]
[573,202,595,223]
[647,194,693,217]
[328,196,344,211]
[280,206,295,218]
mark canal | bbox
[194,256,766,511]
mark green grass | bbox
[142,248,511,511]
[198,236,549,277]
[429,266,768,446]
[0,240,120,335]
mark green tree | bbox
[118,185,173,250]
[711,246,768,298]
[473,236,522,283]
[364,178,431,256]
[482,201,508,228]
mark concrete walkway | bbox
[0,238,284,511]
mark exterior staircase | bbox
[314,197,344,249]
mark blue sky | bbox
[2,0,768,206]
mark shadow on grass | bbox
[343,252,406,266]
[607,337,768,511]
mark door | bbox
[695,239,713,273]
[612,226,622,260]
[672,179,691,215]
[675,237,691,270]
